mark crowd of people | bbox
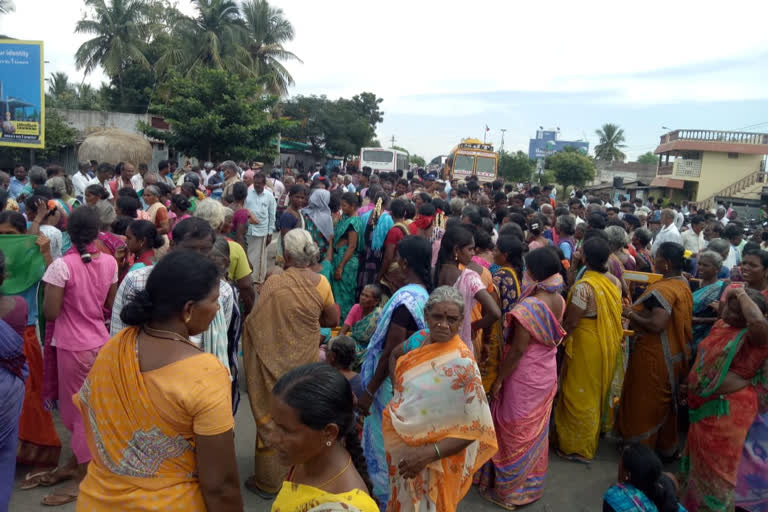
[0,158,766,512]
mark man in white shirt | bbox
[651,209,682,256]
[681,215,706,255]
[72,161,92,203]
[131,162,148,190]
[670,204,684,230]
[244,172,276,286]
[716,206,729,226]
[87,162,114,200]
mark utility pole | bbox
[500,128,507,154]
[390,135,396,148]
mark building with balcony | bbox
[652,129,768,208]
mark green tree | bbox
[74,0,151,91]
[160,0,248,77]
[409,154,426,167]
[241,0,300,96]
[46,72,75,103]
[38,110,78,160]
[142,69,284,162]
[350,92,384,128]
[594,123,627,161]
[546,150,595,188]
[637,151,658,165]
[498,150,535,182]
[282,94,380,160]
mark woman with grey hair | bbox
[142,184,170,257]
[47,176,80,211]
[605,225,635,278]
[382,285,496,511]
[194,198,226,231]
[691,250,729,355]
[241,228,339,497]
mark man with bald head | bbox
[651,208,682,256]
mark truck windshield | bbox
[476,156,495,175]
[454,154,474,173]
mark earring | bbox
[185,314,191,324]
[325,440,332,447]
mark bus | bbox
[359,147,409,173]
[444,138,498,182]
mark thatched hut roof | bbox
[78,129,153,166]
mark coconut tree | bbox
[160,0,248,76]
[241,0,301,96]
[74,0,150,102]
[594,123,627,161]
[0,0,15,14]
[47,72,73,99]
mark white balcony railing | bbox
[675,158,702,177]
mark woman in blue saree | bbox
[692,250,728,358]
[0,317,27,510]
[357,236,432,508]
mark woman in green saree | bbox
[332,192,365,320]
[692,250,729,358]
[339,283,385,370]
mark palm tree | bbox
[161,0,248,76]
[74,0,150,79]
[0,0,15,14]
[242,0,301,96]
[47,72,73,98]
[594,123,627,161]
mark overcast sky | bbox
[3,0,768,160]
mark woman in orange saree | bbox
[383,286,497,512]
[73,251,242,511]
[618,242,693,459]
[680,286,768,512]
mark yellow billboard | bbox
[0,40,45,149]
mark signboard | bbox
[459,142,493,151]
[0,40,44,148]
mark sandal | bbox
[19,470,54,490]
[36,468,74,488]
[41,490,78,507]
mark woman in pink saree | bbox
[476,247,567,510]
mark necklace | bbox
[142,326,202,351]
[299,456,351,489]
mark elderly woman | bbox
[302,189,334,280]
[605,225,635,279]
[680,286,768,511]
[383,286,497,511]
[142,184,170,257]
[555,237,624,462]
[692,250,729,356]
[242,229,339,498]
[47,176,80,213]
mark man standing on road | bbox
[651,209,682,256]
[245,172,276,287]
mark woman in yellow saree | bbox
[270,363,378,512]
[383,286,497,512]
[555,236,624,462]
[73,251,243,511]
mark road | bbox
[10,389,623,512]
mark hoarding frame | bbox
[0,39,45,149]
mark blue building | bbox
[528,129,589,159]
